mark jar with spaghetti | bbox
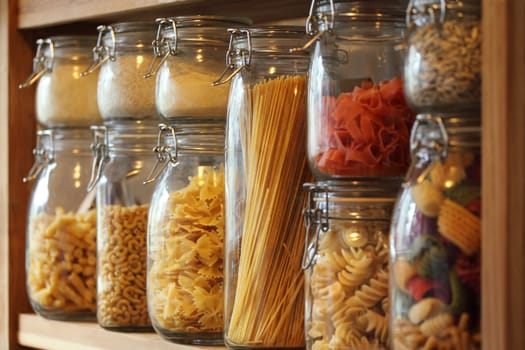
[20,36,101,128]
[216,26,311,349]
[303,0,415,179]
[82,22,157,120]
[24,128,97,320]
[303,181,398,350]
[404,0,481,112]
[145,121,225,344]
[145,16,250,122]
[389,114,481,350]
[88,119,158,331]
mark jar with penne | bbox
[215,26,311,350]
[25,128,97,320]
[145,121,226,344]
[389,113,481,350]
[88,119,158,331]
[301,0,416,179]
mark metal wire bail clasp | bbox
[144,18,178,78]
[290,0,335,53]
[212,28,252,86]
[19,38,55,89]
[143,124,178,184]
[81,25,116,77]
[87,126,108,192]
[302,183,330,270]
[23,130,55,183]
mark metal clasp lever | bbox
[212,28,251,86]
[23,130,55,183]
[19,38,55,89]
[81,25,116,77]
[144,18,177,78]
[86,126,108,192]
[143,124,178,184]
[301,183,329,270]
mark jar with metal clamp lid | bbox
[404,0,481,112]
[303,181,398,350]
[389,113,481,350]
[144,121,225,344]
[24,128,97,320]
[20,36,101,128]
[88,119,158,331]
[82,22,157,121]
[145,16,250,122]
[299,0,415,179]
[215,26,311,350]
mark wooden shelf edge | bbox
[18,314,226,350]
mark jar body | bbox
[307,2,415,179]
[404,0,482,112]
[304,185,395,350]
[224,27,310,349]
[389,118,481,349]
[147,123,225,344]
[26,128,97,320]
[94,121,157,331]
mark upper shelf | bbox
[17,0,308,29]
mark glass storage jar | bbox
[88,119,158,331]
[82,22,157,120]
[145,16,251,122]
[303,0,415,179]
[25,128,97,320]
[404,0,481,112]
[219,26,311,350]
[303,181,398,350]
[389,114,481,350]
[20,36,102,128]
[146,121,225,344]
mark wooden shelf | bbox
[18,314,226,350]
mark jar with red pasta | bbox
[24,128,97,320]
[145,121,225,344]
[303,0,415,179]
[88,119,158,331]
[303,181,398,350]
[389,113,481,350]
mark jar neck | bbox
[100,119,159,155]
[158,120,225,155]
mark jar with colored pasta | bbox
[389,114,481,350]
[303,0,415,179]
[216,26,310,349]
[145,121,225,344]
[145,16,250,122]
[24,128,97,320]
[88,119,158,331]
[82,22,157,120]
[303,181,398,350]
[20,36,102,127]
[404,0,481,112]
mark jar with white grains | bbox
[20,36,102,128]
[82,22,157,120]
[146,16,250,122]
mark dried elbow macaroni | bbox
[98,204,150,328]
[28,207,97,315]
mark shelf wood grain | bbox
[19,314,227,350]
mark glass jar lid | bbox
[407,0,481,27]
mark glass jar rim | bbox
[230,25,310,56]
[313,0,407,22]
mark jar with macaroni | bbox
[303,181,398,350]
[145,16,250,123]
[20,36,102,128]
[24,128,97,320]
[145,121,225,344]
[389,113,481,350]
[82,21,157,121]
[88,119,158,331]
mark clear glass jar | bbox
[389,114,481,350]
[146,121,225,344]
[89,119,158,331]
[146,16,250,122]
[25,128,97,320]
[404,0,481,112]
[220,26,311,349]
[304,0,415,179]
[82,22,157,120]
[303,181,398,350]
[20,36,102,128]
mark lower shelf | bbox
[18,314,226,350]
